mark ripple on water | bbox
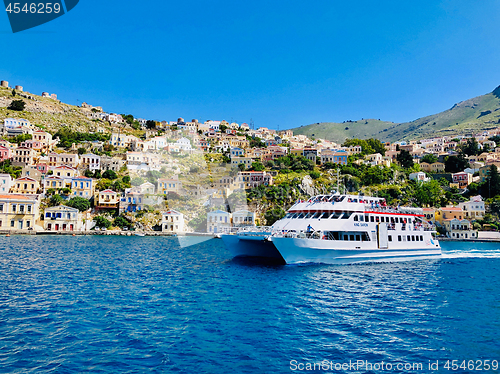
[0,237,500,373]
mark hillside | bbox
[0,85,113,134]
[292,85,500,143]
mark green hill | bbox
[292,85,500,143]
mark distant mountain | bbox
[291,85,500,143]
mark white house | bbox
[44,205,82,232]
[0,174,13,193]
[458,196,485,220]
[161,210,185,233]
[409,172,430,183]
[232,210,256,227]
[207,210,231,233]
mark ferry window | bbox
[353,199,358,203]
[420,235,423,241]
[375,216,379,222]
[362,232,370,241]
[342,212,352,219]
[320,212,330,219]
[388,235,392,242]
[398,235,402,241]
[304,213,313,219]
[312,212,321,219]
[332,212,343,219]
[285,213,292,218]
[349,234,355,241]
[354,215,358,221]
[297,213,305,219]
[332,232,340,240]
[380,217,385,223]
[359,215,364,222]
[365,215,369,222]
[407,235,411,241]
[290,213,298,219]
[356,234,360,241]
[370,216,374,222]
[411,235,415,241]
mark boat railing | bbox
[236,226,273,235]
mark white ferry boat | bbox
[221,193,441,265]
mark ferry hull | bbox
[272,237,441,265]
[221,234,285,261]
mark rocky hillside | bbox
[292,85,500,143]
[0,85,112,133]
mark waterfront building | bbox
[207,210,231,233]
[232,210,256,227]
[43,205,82,232]
[443,218,477,239]
[161,210,185,233]
[0,194,40,230]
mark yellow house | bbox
[430,162,445,173]
[158,177,182,194]
[0,194,40,230]
[94,189,119,209]
[10,176,40,194]
[71,176,94,199]
[435,207,464,225]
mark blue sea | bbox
[0,237,499,373]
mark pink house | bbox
[0,145,12,162]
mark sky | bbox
[1,0,500,130]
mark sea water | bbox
[0,236,499,373]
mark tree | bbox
[8,100,25,111]
[66,197,91,212]
[122,175,131,184]
[78,147,87,155]
[94,216,112,229]
[264,207,286,226]
[113,216,132,229]
[219,124,228,133]
[102,170,117,180]
[461,138,480,156]
[84,169,94,178]
[310,170,321,179]
[12,89,16,97]
[444,153,469,173]
[146,120,157,129]
[238,163,246,171]
[48,194,63,207]
[482,165,500,198]
[414,180,444,207]
[251,161,265,171]
[421,154,438,164]
[93,170,102,179]
[396,150,414,168]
